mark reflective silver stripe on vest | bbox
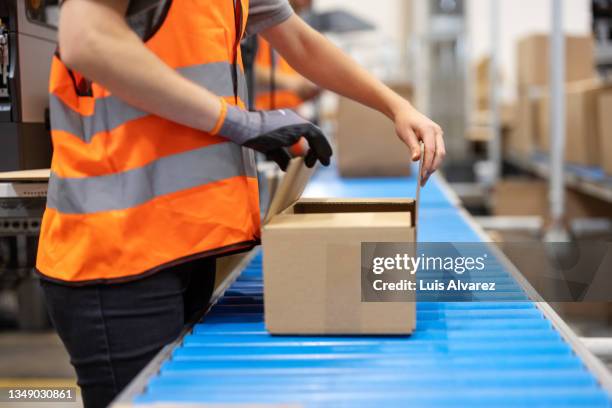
[50,62,248,143]
[47,142,248,214]
[241,147,257,178]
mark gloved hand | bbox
[217,101,332,171]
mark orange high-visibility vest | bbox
[255,37,303,110]
[37,0,261,283]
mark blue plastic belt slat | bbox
[148,368,595,385]
[159,355,586,372]
[131,165,612,407]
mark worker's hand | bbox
[218,101,332,171]
[393,102,445,186]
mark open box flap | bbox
[415,150,423,240]
[264,151,423,231]
[0,169,51,182]
[263,157,316,224]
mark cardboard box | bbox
[262,158,417,335]
[470,104,516,130]
[336,83,413,177]
[0,169,50,181]
[598,92,612,176]
[474,56,491,111]
[474,56,492,85]
[492,179,611,220]
[473,56,505,111]
[517,34,595,89]
[564,82,602,166]
[465,125,493,143]
[507,95,538,155]
[534,80,610,166]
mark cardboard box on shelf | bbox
[474,56,492,85]
[336,83,413,177]
[470,104,516,130]
[492,179,611,220]
[465,125,493,143]
[565,81,605,167]
[534,79,611,166]
[506,95,538,155]
[262,158,417,335]
[474,56,491,111]
[492,180,548,217]
[473,56,505,111]
[517,34,595,89]
[598,92,612,176]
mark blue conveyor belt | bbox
[130,166,612,407]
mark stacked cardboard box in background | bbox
[598,93,612,176]
[516,34,595,89]
[467,57,517,147]
[336,83,413,178]
[510,34,596,157]
[508,94,539,155]
[534,79,612,167]
[492,179,611,220]
[466,104,517,147]
[474,56,496,111]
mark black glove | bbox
[218,103,332,171]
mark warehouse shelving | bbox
[112,165,612,407]
[505,150,612,203]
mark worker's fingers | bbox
[432,128,446,172]
[424,128,446,185]
[303,125,332,167]
[417,125,436,185]
[397,127,421,162]
[245,126,302,151]
[304,149,318,168]
[266,148,292,171]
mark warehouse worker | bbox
[255,36,320,110]
[254,0,318,110]
[254,36,319,156]
[39,1,445,407]
[254,0,318,156]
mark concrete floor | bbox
[0,331,74,378]
[0,330,82,407]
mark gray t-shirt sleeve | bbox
[246,0,294,36]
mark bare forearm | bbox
[263,15,445,184]
[263,16,407,119]
[60,0,221,132]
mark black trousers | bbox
[40,258,216,408]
